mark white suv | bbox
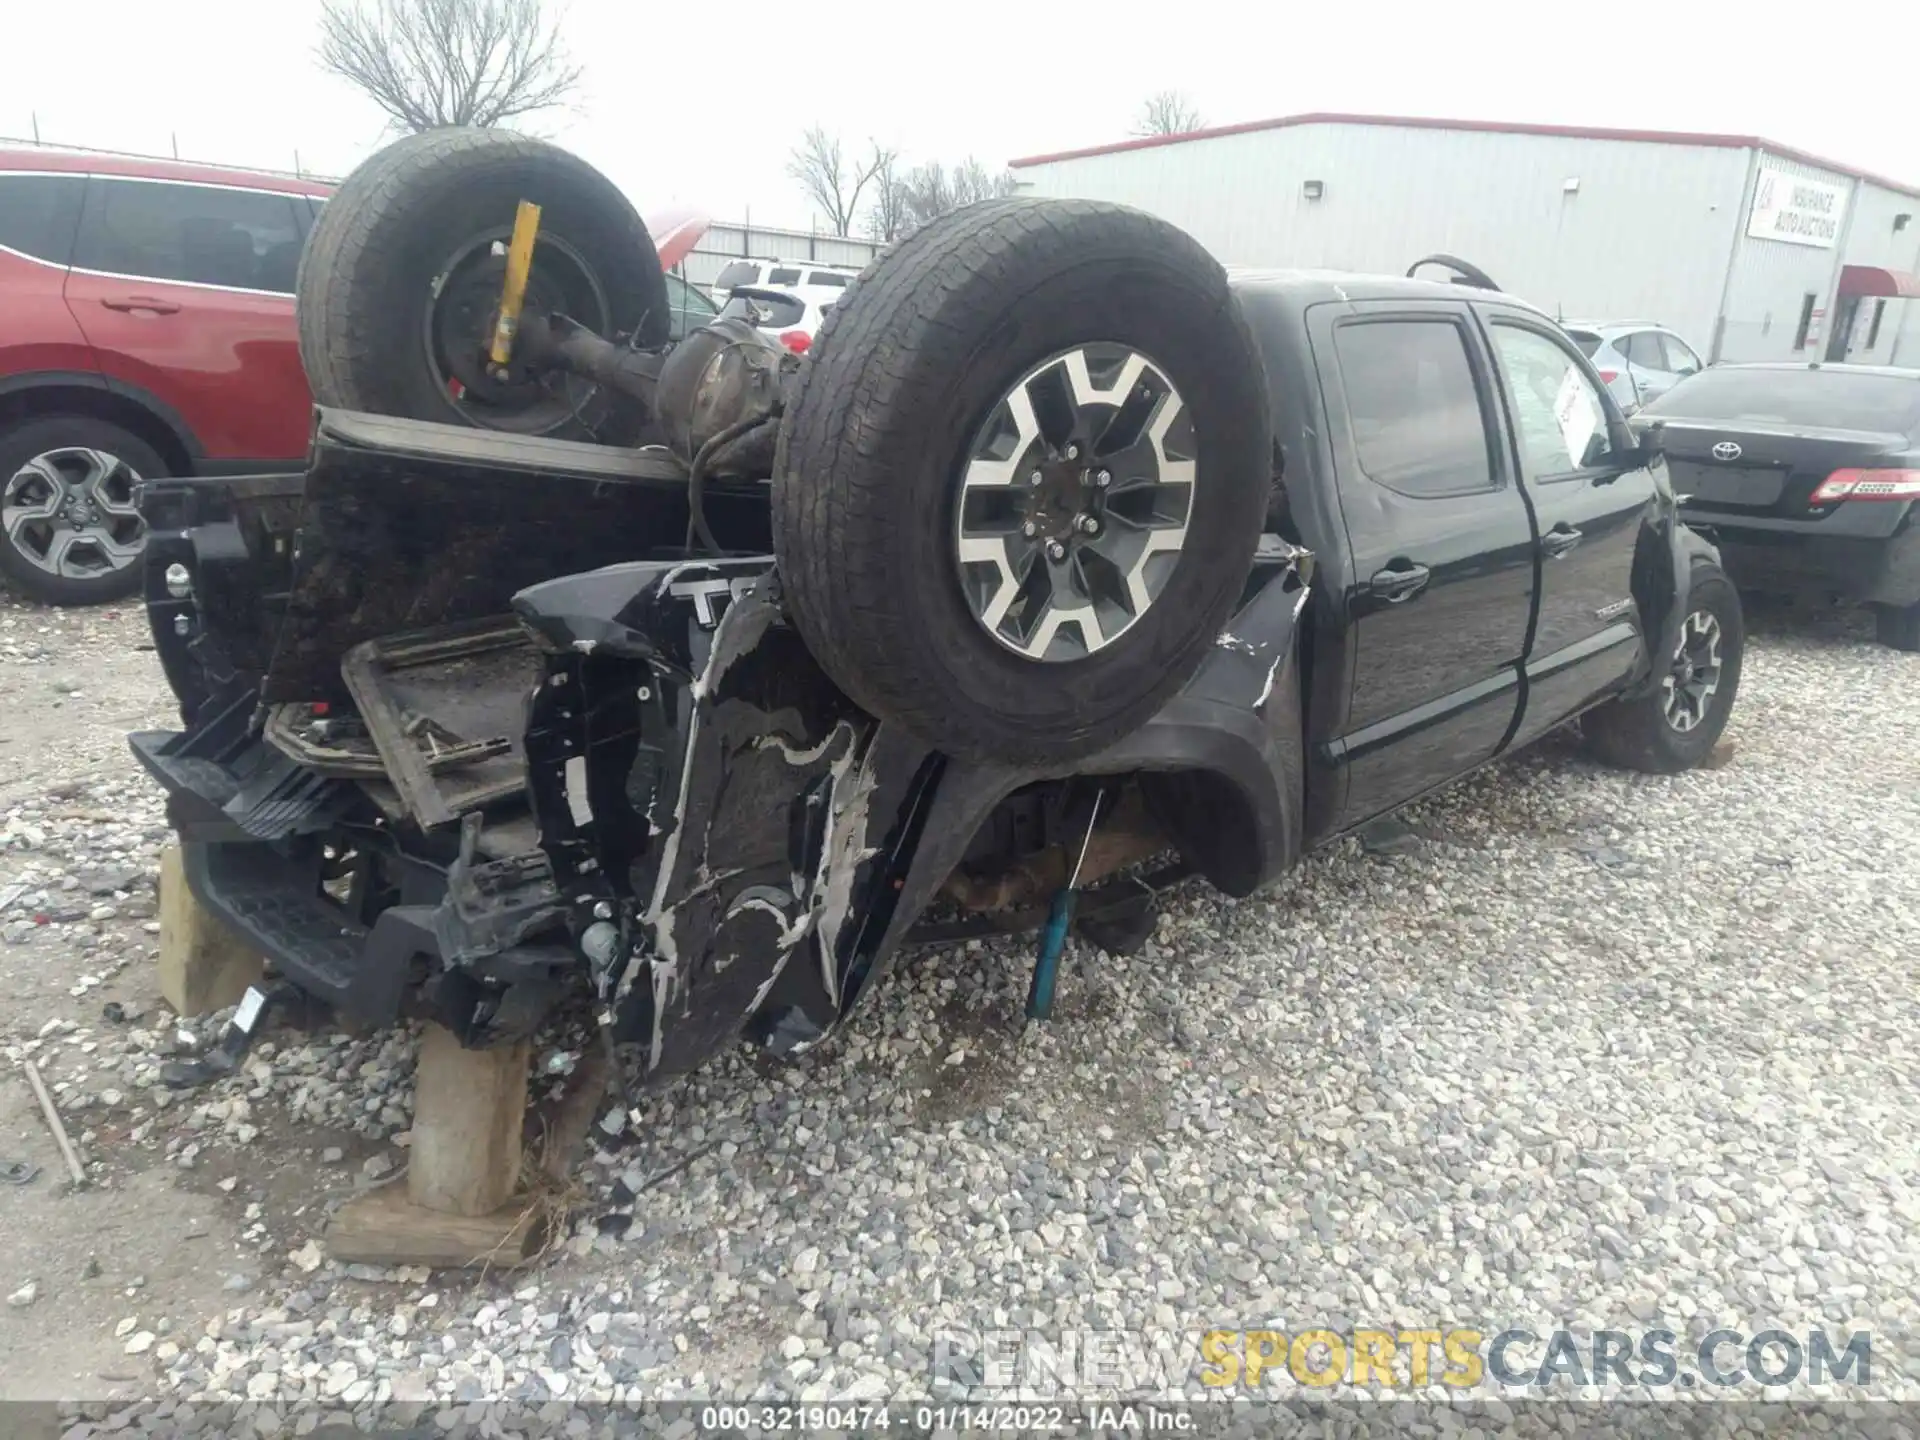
[1562,321,1705,413]
[709,259,860,307]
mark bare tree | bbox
[318,0,583,132]
[866,150,910,243]
[899,158,1018,231]
[1133,90,1203,137]
[787,129,894,238]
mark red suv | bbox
[2,148,716,606]
[0,146,333,604]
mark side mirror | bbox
[1627,418,1666,465]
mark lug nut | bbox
[1065,443,1080,460]
[1077,515,1100,534]
[164,562,192,599]
[1046,541,1067,561]
[1029,470,1044,487]
[1095,470,1111,487]
[1021,520,1038,538]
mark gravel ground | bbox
[1,589,1916,1432]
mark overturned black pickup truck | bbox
[133,131,1742,1084]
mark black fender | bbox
[1621,459,1723,700]
[842,555,1311,1016]
[517,550,1311,1079]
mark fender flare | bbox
[1624,509,1723,699]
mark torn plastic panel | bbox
[513,546,1309,1080]
[516,558,927,1078]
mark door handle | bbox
[100,296,181,314]
[1541,524,1584,557]
[1369,560,1431,603]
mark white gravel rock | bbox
[14,599,1914,1417]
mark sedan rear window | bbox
[1641,367,1920,434]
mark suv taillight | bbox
[778,330,811,354]
[1597,369,1620,384]
[1809,468,1920,503]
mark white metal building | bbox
[676,220,882,289]
[1009,113,1920,366]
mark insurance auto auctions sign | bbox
[1746,168,1848,248]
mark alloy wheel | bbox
[954,343,1196,662]
[1662,608,1723,733]
[2,447,148,583]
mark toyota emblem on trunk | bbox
[1712,441,1743,461]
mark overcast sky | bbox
[11,0,1919,232]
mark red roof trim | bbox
[1008,112,1920,200]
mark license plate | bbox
[1673,463,1785,507]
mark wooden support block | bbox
[326,1025,538,1269]
[326,1181,539,1269]
[410,1026,530,1216]
[156,843,264,1018]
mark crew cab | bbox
[129,131,1740,1089]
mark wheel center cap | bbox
[1030,458,1090,540]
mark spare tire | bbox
[773,199,1272,765]
[297,129,668,441]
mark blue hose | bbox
[1026,887,1077,1021]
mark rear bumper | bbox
[129,717,571,1045]
[1682,507,1920,607]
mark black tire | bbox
[1585,562,1744,773]
[1873,600,1920,652]
[772,199,1271,764]
[0,415,158,606]
[296,128,668,442]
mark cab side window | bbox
[1332,318,1498,498]
[1490,325,1611,477]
